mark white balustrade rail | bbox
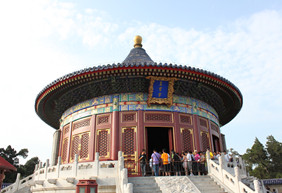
[1,153,122,193]
[206,151,264,193]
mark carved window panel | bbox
[122,127,137,175]
[122,113,136,123]
[211,123,219,133]
[181,128,194,152]
[96,129,110,158]
[97,114,111,125]
[145,113,172,123]
[61,137,69,163]
[73,118,90,130]
[63,124,70,136]
[70,132,90,162]
[179,115,192,125]
[199,118,207,128]
[201,131,210,151]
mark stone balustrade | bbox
[1,153,119,193]
[207,151,264,193]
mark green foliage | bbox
[243,136,282,179]
[0,145,36,183]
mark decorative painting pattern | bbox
[61,93,219,126]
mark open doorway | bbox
[212,135,220,152]
[146,127,173,157]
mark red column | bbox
[137,111,144,156]
[111,111,119,160]
[192,115,201,151]
[207,120,214,152]
[173,112,181,153]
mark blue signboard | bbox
[152,80,169,99]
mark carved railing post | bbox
[73,154,79,177]
[57,156,61,178]
[94,152,99,176]
[13,173,21,191]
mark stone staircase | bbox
[128,177,162,193]
[189,176,228,193]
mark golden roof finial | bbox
[134,35,142,48]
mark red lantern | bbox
[76,180,98,193]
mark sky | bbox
[0,0,282,164]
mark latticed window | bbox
[97,130,109,157]
[61,138,69,163]
[80,133,89,159]
[71,135,80,160]
[97,115,110,125]
[122,113,135,122]
[122,127,135,155]
[211,123,219,133]
[145,113,172,122]
[181,129,193,152]
[70,132,90,161]
[73,119,90,130]
[201,132,210,151]
[199,119,207,128]
[64,125,70,135]
[180,115,191,124]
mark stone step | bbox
[129,177,162,193]
[98,185,116,193]
[189,176,227,193]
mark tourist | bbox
[207,147,214,159]
[161,149,170,176]
[149,158,154,176]
[199,152,206,175]
[138,149,146,176]
[151,149,161,176]
[171,151,181,176]
[194,150,201,175]
[182,151,188,175]
[187,151,193,176]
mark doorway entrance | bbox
[212,135,220,152]
[146,127,173,157]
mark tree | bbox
[18,157,39,177]
[265,135,282,178]
[243,136,282,179]
[0,145,28,183]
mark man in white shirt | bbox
[187,151,193,176]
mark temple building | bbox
[3,36,267,193]
[35,35,242,174]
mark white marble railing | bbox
[1,153,118,193]
[207,152,264,193]
[116,151,133,193]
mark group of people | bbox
[138,148,217,177]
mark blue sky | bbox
[0,0,282,163]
